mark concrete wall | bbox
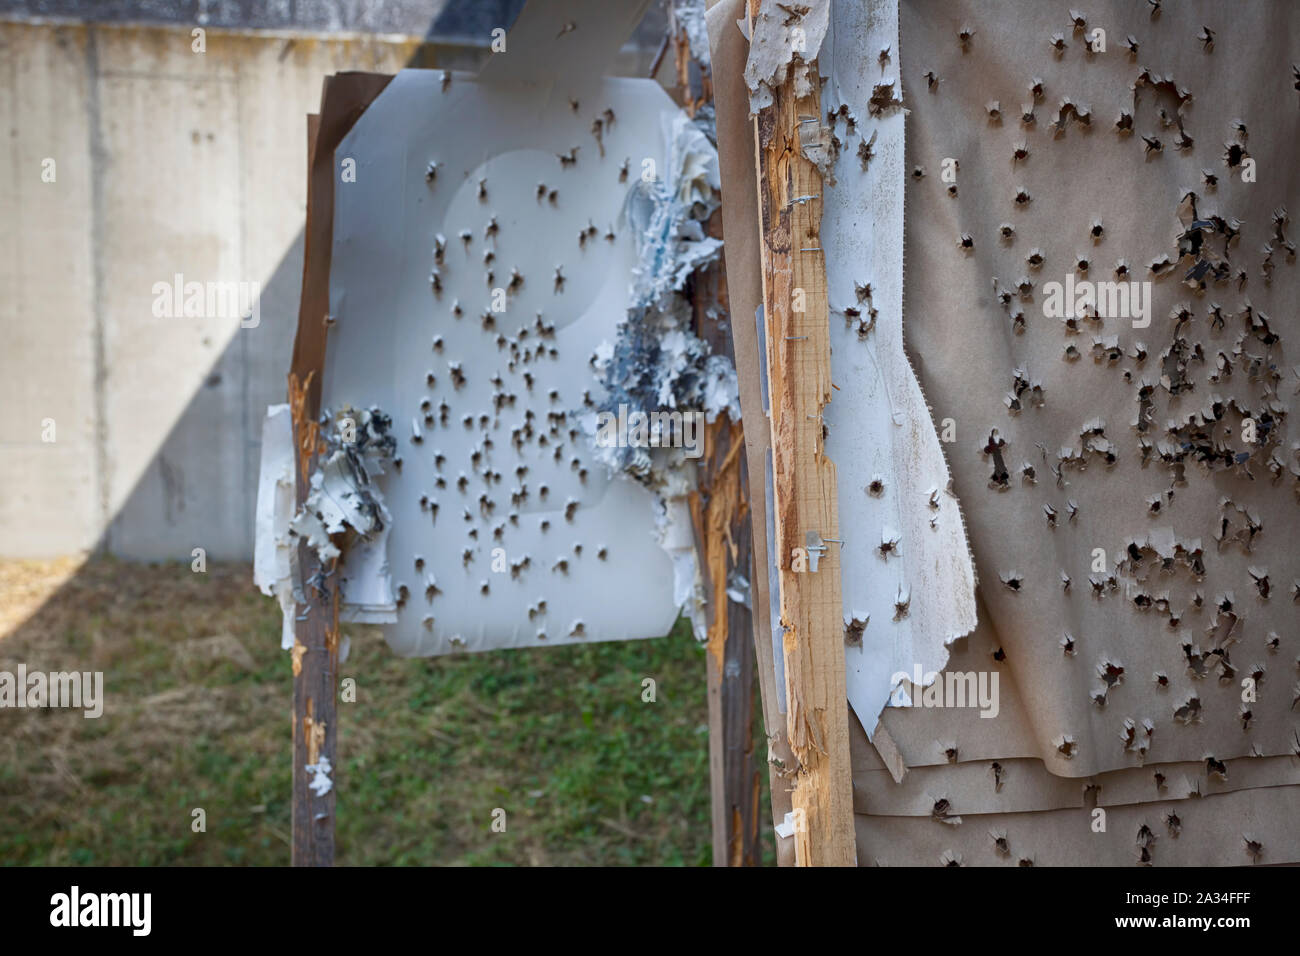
[0,15,669,560]
[1,20,433,560]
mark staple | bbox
[800,247,823,253]
[786,194,820,206]
[785,335,808,341]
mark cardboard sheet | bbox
[897,0,1300,775]
[319,47,694,654]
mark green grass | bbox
[0,558,770,865]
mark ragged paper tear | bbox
[253,403,299,650]
[742,0,831,113]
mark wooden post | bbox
[748,4,856,866]
[672,7,763,867]
[288,371,338,867]
[692,265,763,867]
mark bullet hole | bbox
[1115,109,1134,133]
[440,69,452,92]
[1026,249,1044,269]
[558,147,579,167]
[924,70,939,90]
[1243,838,1263,862]
[553,267,566,293]
[877,530,901,560]
[425,160,439,183]
[958,233,973,250]
[932,798,961,825]
[1012,142,1029,164]
[958,24,975,48]
[1056,735,1077,758]
[986,100,1001,121]
[564,499,579,521]
[1049,32,1067,53]
[893,586,911,621]
[984,430,1010,489]
[1000,223,1015,240]
[999,571,1023,592]
[1021,104,1036,126]
[1198,25,1215,51]
[569,621,585,637]
[1015,188,1032,205]
[844,616,867,647]
[912,165,926,180]
[1223,141,1246,167]
[1173,695,1202,724]
[857,130,877,170]
[867,475,885,497]
[868,81,903,116]
[1061,632,1076,656]
[618,158,629,183]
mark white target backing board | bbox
[321,61,689,656]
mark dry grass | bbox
[0,557,766,865]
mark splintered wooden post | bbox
[289,369,338,867]
[288,112,337,867]
[674,12,762,868]
[691,262,762,867]
[748,12,856,866]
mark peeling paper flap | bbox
[819,0,979,733]
[743,0,831,113]
[253,404,298,651]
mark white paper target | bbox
[324,68,685,656]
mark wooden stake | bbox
[748,12,856,866]
[692,263,762,867]
[674,12,762,867]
